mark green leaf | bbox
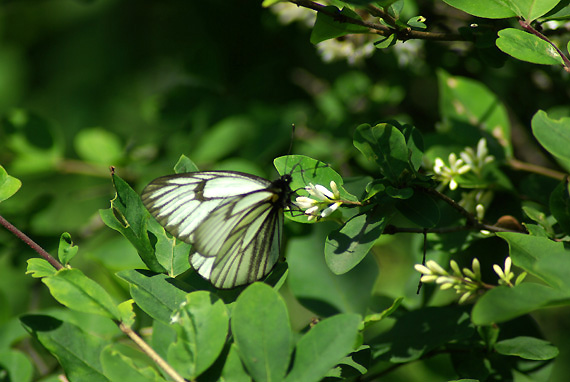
[532,109,570,161]
[117,299,136,328]
[522,204,554,236]
[497,28,564,66]
[494,336,559,360]
[58,232,78,265]
[327,345,371,379]
[386,186,413,199]
[167,291,229,379]
[471,283,570,325]
[26,258,57,278]
[441,0,516,18]
[362,297,403,328]
[220,344,252,382]
[117,269,191,324]
[374,34,397,49]
[0,350,33,382]
[407,16,427,30]
[174,154,199,174]
[353,123,410,182]
[442,0,559,20]
[437,70,512,157]
[150,320,176,361]
[231,283,291,382]
[310,6,369,44]
[325,205,392,274]
[496,232,570,288]
[519,0,561,21]
[146,218,191,277]
[100,174,165,272]
[20,314,108,382]
[262,0,283,6]
[395,191,440,228]
[288,225,378,316]
[275,154,356,200]
[550,179,570,235]
[74,127,123,165]
[284,314,361,382]
[42,268,120,320]
[543,2,570,20]
[0,165,22,202]
[101,344,166,382]
[402,124,425,172]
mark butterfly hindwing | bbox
[142,170,292,289]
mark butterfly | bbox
[141,170,295,289]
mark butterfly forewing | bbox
[142,172,271,243]
[142,170,292,289]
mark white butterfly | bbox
[141,171,294,289]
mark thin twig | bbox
[508,158,567,181]
[289,0,391,33]
[385,223,521,235]
[288,0,466,41]
[419,187,479,226]
[0,214,188,381]
[120,323,189,382]
[0,215,63,270]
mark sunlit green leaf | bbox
[497,28,564,66]
[58,232,78,265]
[167,291,229,379]
[20,315,108,382]
[42,268,120,320]
[231,283,291,382]
[284,314,361,382]
[310,6,369,44]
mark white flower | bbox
[295,181,343,221]
[433,153,470,190]
[460,138,494,176]
[494,257,515,286]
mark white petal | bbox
[320,202,340,218]
[315,184,334,199]
[295,196,316,209]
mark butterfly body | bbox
[142,171,293,289]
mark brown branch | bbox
[288,0,466,41]
[385,222,521,235]
[365,4,398,29]
[289,0,390,33]
[420,186,479,226]
[0,215,64,270]
[120,323,189,382]
[508,158,567,181]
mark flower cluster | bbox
[414,256,525,304]
[433,138,495,191]
[269,2,316,28]
[459,137,495,176]
[295,181,343,221]
[433,153,471,191]
[316,37,376,66]
[432,138,496,219]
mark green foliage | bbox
[1,1,570,382]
